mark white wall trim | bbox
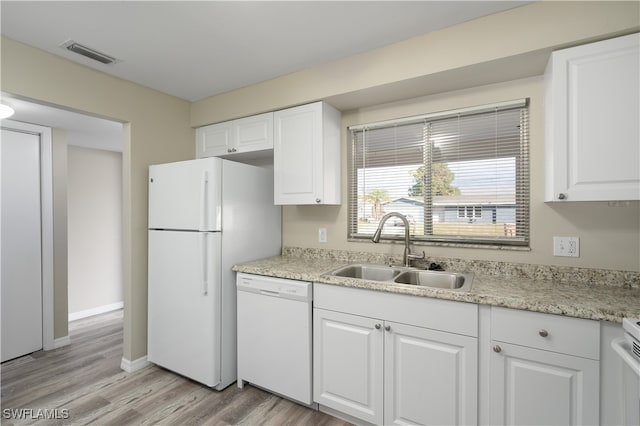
[2,120,55,351]
[120,356,150,373]
[52,335,71,349]
[69,301,124,322]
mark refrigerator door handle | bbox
[202,233,208,296]
[199,170,209,231]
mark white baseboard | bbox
[69,301,124,322]
[43,335,71,351]
[120,356,150,373]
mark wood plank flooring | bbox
[1,311,350,426]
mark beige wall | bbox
[1,37,193,361]
[2,1,638,362]
[191,1,640,126]
[284,77,640,272]
[191,1,639,273]
[68,146,123,315]
[51,128,68,339]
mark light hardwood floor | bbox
[1,310,350,426]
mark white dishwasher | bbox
[236,273,313,405]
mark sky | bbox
[358,157,516,200]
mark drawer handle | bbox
[493,345,502,353]
[375,323,381,330]
[539,329,549,338]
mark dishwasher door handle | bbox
[259,289,281,297]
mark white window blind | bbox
[348,99,529,246]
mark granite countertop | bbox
[233,251,640,323]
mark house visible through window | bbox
[348,99,529,247]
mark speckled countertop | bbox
[233,248,640,323]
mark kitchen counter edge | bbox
[233,256,640,323]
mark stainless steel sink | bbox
[327,263,473,292]
[393,270,473,291]
[329,263,403,281]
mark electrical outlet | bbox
[553,236,580,257]
[318,227,327,243]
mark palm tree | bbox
[365,189,390,221]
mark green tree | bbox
[365,188,390,220]
[409,163,460,196]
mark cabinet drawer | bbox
[314,283,478,337]
[491,307,600,359]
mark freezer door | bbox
[148,158,222,231]
[148,230,221,387]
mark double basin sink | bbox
[326,263,473,292]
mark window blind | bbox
[348,99,529,246]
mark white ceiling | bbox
[0,1,530,151]
[2,97,124,152]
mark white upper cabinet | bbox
[196,112,273,159]
[196,121,233,158]
[274,101,341,205]
[545,33,640,201]
[233,112,274,153]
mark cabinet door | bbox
[384,322,477,426]
[545,33,640,201]
[313,308,384,425]
[490,341,599,426]
[196,121,233,158]
[274,102,322,204]
[234,112,273,153]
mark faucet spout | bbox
[371,212,424,267]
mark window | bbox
[348,99,529,247]
[457,206,482,220]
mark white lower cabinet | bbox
[313,283,478,425]
[385,321,478,426]
[314,309,383,424]
[488,307,600,426]
[490,342,599,425]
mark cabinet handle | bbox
[493,345,502,353]
[374,323,381,330]
[558,193,567,200]
[539,329,549,338]
[227,148,232,153]
[232,148,237,153]
[384,325,391,331]
[315,198,321,204]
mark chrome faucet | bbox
[371,212,425,267]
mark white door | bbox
[313,308,384,424]
[148,158,222,231]
[490,341,599,425]
[384,322,478,426]
[147,230,221,387]
[1,128,43,362]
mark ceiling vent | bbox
[60,40,120,65]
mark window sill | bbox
[348,237,531,252]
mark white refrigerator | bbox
[147,157,281,390]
